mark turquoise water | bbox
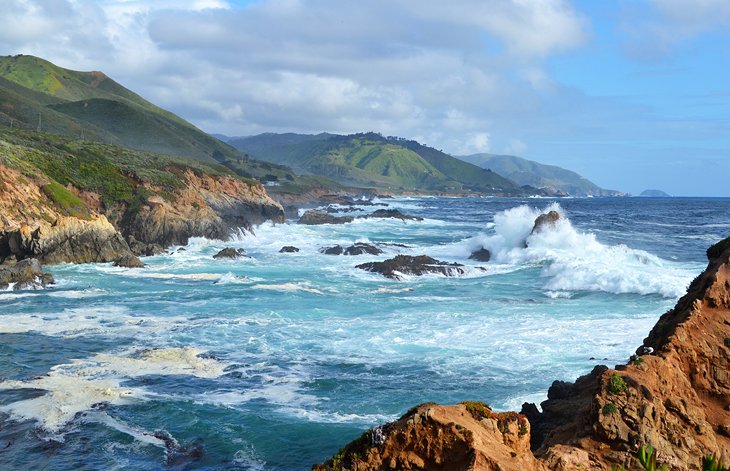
[0,197,728,470]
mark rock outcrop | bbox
[317,238,730,470]
[0,258,54,290]
[321,243,383,256]
[280,246,300,253]
[356,255,466,280]
[298,210,354,225]
[113,254,145,268]
[531,210,561,234]
[213,247,246,259]
[364,209,423,221]
[469,248,491,262]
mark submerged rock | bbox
[0,258,54,290]
[113,255,145,268]
[279,246,300,253]
[363,209,423,221]
[356,255,465,279]
[213,247,246,259]
[298,210,354,225]
[469,247,491,262]
[322,243,384,256]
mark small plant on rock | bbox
[608,373,628,394]
[602,403,618,415]
[637,444,668,471]
[703,454,728,471]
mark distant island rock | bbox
[639,189,671,197]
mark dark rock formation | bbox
[321,245,344,255]
[356,255,465,280]
[0,258,54,290]
[127,236,165,257]
[279,246,300,253]
[469,247,491,262]
[364,209,423,221]
[317,239,730,470]
[531,210,561,234]
[298,210,354,225]
[322,243,383,256]
[113,255,145,268]
[213,248,246,259]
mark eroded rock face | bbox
[0,216,133,265]
[298,210,354,225]
[356,255,465,279]
[0,258,54,290]
[318,240,730,470]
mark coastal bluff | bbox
[314,238,730,470]
[0,162,284,265]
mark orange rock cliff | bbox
[315,238,730,471]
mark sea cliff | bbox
[315,238,730,470]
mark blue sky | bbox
[1,0,729,195]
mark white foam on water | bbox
[0,347,229,432]
[440,203,697,298]
[250,282,324,295]
[373,287,415,294]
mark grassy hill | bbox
[0,54,240,163]
[459,153,621,196]
[229,132,530,194]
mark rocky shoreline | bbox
[0,163,284,269]
[314,238,730,470]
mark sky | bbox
[1,0,729,196]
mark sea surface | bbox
[1,196,729,470]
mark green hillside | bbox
[229,132,528,194]
[460,153,620,196]
[0,54,238,163]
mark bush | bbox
[608,373,628,394]
[602,403,618,415]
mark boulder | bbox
[113,255,145,268]
[213,247,246,259]
[298,210,354,225]
[356,255,465,279]
[363,209,423,221]
[469,247,491,262]
[321,245,344,255]
[0,258,54,290]
[531,210,561,234]
[279,246,300,253]
[344,243,383,256]
[127,236,165,257]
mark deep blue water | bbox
[0,196,728,470]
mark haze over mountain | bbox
[460,153,622,196]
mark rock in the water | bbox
[344,243,383,256]
[113,255,145,268]
[298,210,354,225]
[363,209,423,221]
[128,236,165,257]
[531,210,561,234]
[469,247,491,262]
[356,255,465,279]
[0,258,54,290]
[321,245,344,255]
[213,247,246,259]
[279,246,300,253]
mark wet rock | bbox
[127,236,165,257]
[356,255,465,280]
[344,243,383,256]
[531,210,561,234]
[363,209,423,221]
[321,245,344,255]
[113,255,145,268]
[0,258,54,290]
[469,247,491,262]
[213,247,246,259]
[279,246,300,253]
[298,210,354,225]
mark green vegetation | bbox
[41,180,89,219]
[607,373,628,394]
[229,132,530,195]
[637,444,668,471]
[724,337,730,349]
[459,153,619,196]
[602,403,618,415]
[703,454,728,471]
[632,356,645,366]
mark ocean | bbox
[0,196,728,470]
